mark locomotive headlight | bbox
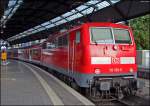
[95,68,101,74]
[113,45,118,50]
[129,68,134,73]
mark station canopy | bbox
[0,0,8,18]
[0,0,149,45]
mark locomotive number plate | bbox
[111,57,120,64]
[109,68,122,73]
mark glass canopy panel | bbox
[37,27,45,31]
[21,34,26,37]
[31,30,39,34]
[70,9,78,15]
[111,0,120,4]
[7,15,11,19]
[45,24,54,29]
[26,31,32,34]
[66,12,84,21]
[5,9,12,16]
[23,31,27,33]
[34,25,41,29]
[86,0,99,5]
[55,19,67,25]
[51,17,62,23]
[74,12,83,18]
[14,4,20,9]
[96,1,110,10]
[3,0,23,20]
[76,5,88,11]
[62,12,73,17]
[81,7,94,15]
[41,22,50,26]
[102,1,110,7]
[28,28,34,32]
[8,0,17,7]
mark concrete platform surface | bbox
[1,60,94,105]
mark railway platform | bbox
[137,78,150,100]
[137,67,150,79]
[1,60,94,105]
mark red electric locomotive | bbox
[10,22,138,99]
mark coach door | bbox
[68,30,81,75]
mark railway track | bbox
[90,95,149,106]
[112,96,149,106]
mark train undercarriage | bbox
[51,69,138,101]
[86,76,138,101]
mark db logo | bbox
[111,57,120,64]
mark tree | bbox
[129,14,150,50]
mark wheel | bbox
[118,92,124,100]
[71,81,79,91]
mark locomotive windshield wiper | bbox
[94,41,98,45]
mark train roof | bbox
[47,22,130,40]
[83,22,130,28]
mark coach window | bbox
[76,31,80,44]
[46,42,51,49]
[62,34,68,46]
[58,37,62,46]
[33,49,38,55]
[54,38,58,47]
[46,41,55,49]
[42,42,46,49]
[31,50,34,56]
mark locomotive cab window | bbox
[90,28,113,43]
[113,29,132,44]
[76,31,80,43]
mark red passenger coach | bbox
[29,45,42,63]
[11,22,138,99]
